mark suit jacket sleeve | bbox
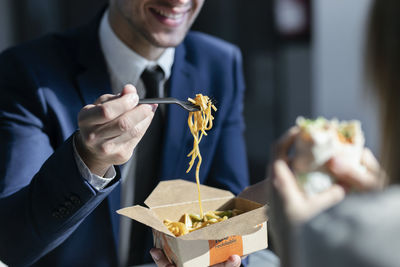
[0,47,120,265]
[205,46,249,195]
[294,187,400,267]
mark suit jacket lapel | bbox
[74,15,121,249]
[160,43,197,180]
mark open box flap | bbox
[117,205,174,237]
[145,179,234,208]
[178,205,268,240]
[238,179,270,205]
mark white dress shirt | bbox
[73,9,175,266]
[74,9,174,190]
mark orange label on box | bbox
[208,236,243,266]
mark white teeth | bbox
[154,8,184,19]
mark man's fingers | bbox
[150,248,175,267]
[225,255,241,267]
[212,255,241,267]
[120,83,137,95]
[94,94,119,105]
[90,104,156,141]
[79,91,139,126]
[273,127,299,160]
[92,84,137,105]
[103,109,155,149]
[150,249,240,267]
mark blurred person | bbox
[0,0,249,266]
[267,0,400,266]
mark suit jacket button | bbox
[64,201,74,210]
[52,210,60,219]
[69,195,81,205]
[58,206,68,217]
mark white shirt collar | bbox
[99,10,175,95]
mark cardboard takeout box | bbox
[117,179,268,267]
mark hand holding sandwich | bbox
[266,125,383,266]
[268,124,383,225]
[268,127,345,225]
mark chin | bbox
[148,32,188,48]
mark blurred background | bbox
[0,0,378,185]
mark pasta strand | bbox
[186,94,217,218]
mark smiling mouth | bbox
[150,7,190,20]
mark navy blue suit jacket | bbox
[0,15,249,266]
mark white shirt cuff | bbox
[72,133,116,190]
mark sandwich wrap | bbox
[292,117,365,196]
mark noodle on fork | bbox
[186,94,217,218]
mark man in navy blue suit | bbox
[0,0,248,266]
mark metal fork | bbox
[138,97,201,112]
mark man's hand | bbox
[150,248,241,267]
[75,84,157,176]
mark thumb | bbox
[273,160,304,205]
[219,255,241,267]
[121,84,138,95]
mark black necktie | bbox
[141,67,164,98]
[128,67,165,265]
[135,67,165,201]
